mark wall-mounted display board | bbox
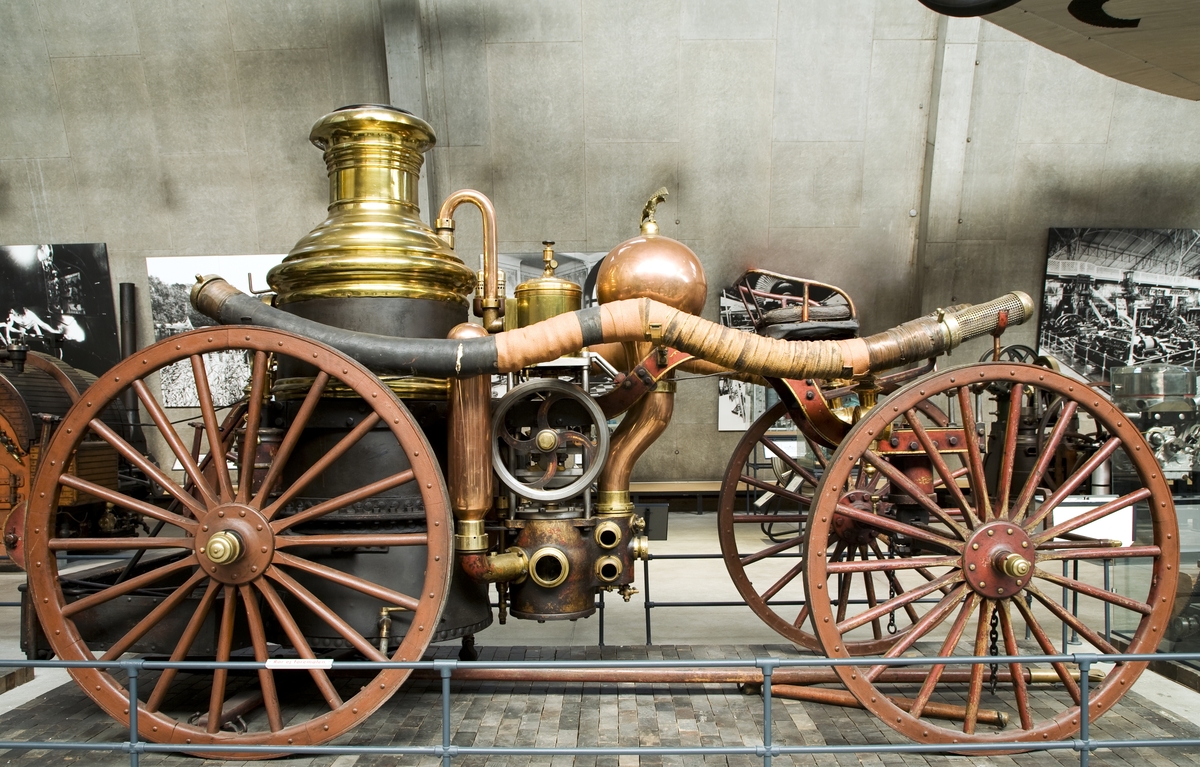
[0,244,120,377]
[145,255,283,407]
[1038,228,1200,382]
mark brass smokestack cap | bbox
[268,104,475,307]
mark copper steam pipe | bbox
[600,388,676,504]
[437,190,503,332]
[447,322,494,554]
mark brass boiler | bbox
[262,105,491,647]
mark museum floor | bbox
[0,511,1198,766]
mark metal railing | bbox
[1,651,1199,766]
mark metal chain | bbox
[886,539,898,635]
[988,606,1001,694]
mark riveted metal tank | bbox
[265,105,491,646]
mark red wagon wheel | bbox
[803,363,1178,747]
[719,401,931,654]
[25,327,452,755]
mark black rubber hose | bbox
[917,0,1022,17]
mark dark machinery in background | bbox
[9,105,1180,755]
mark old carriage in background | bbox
[0,105,1178,754]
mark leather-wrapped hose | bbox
[192,276,1033,380]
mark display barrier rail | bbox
[0,652,1198,767]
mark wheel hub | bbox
[195,504,274,584]
[962,520,1034,598]
[832,491,879,546]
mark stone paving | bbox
[0,645,1198,766]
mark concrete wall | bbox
[0,0,388,344]
[3,1,1200,481]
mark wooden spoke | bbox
[251,371,329,509]
[902,409,973,538]
[275,532,429,550]
[833,501,962,552]
[995,383,1024,518]
[146,580,221,713]
[262,412,383,521]
[1031,566,1152,615]
[963,598,996,735]
[837,569,961,634]
[760,557,807,603]
[868,540,923,625]
[860,549,883,641]
[826,554,958,574]
[914,566,955,595]
[207,586,238,734]
[835,548,855,625]
[955,386,991,524]
[58,474,196,532]
[255,579,343,710]
[1024,438,1122,531]
[909,592,980,720]
[101,570,208,661]
[190,354,235,502]
[1033,488,1150,544]
[63,556,198,618]
[239,584,284,732]
[1025,582,1120,655]
[860,451,969,537]
[738,474,811,506]
[866,585,968,682]
[270,469,415,533]
[131,379,218,508]
[793,602,810,629]
[236,351,269,505]
[49,537,191,551]
[1037,544,1160,562]
[265,567,389,661]
[87,418,208,519]
[998,601,1034,730]
[931,465,970,490]
[1013,593,1082,705]
[759,435,820,487]
[1009,400,1078,522]
[272,551,420,611]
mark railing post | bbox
[1103,558,1112,643]
[126,660,140,767]
[758,658,777,767]
[644,554,653,645]
[437,659,456,767]
[1077,654,1094,767]
[598,589,605,647]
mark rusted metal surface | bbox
[596,347,693,418]
[772,684,1009,728]
[23,327,454,755]
[802,362,1179,748]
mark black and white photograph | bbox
[1038,228,1200,381]
[717,286,766,431]
[146,255,283,407]
[0,243,121,376]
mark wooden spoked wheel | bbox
[719,401,925,654]
[25,327,452,754]
[803,363,1178,747]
